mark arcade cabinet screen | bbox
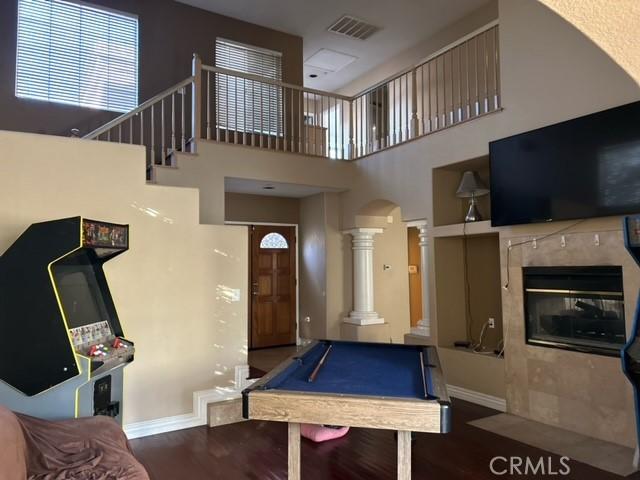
[53,256,111,329]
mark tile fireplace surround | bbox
[501,217,640,447]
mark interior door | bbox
[250,225,296,349]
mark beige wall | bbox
[156,142,356,226]
[0,131,247,426]
[372,207,411,343]
[299,194,327,339]
[298,192,347,341]
[225,193,300,224]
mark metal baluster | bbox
[383,84,387,147]
[171,93,176,153]
[268,84,272,150]
[427,61,432,132]
[475,36,479,116]
[298,90,303,153]
[420,66,425,135]
[140,111,144,147]
[405,73,410,140]
[465,41,471,119]
[276,86,281,151]
[260,80,264,148]
[151,104,155,164]
[484,31,489,113]
[391,80,396,144]
[225,74,230,143]
[215,73,220,141]
[291,88,295,152]
[458,45,463,122]
[161,98,166,163]
[449,50,454,125]
[129,118,133,145]
[494,26,501,109]
[442,54,447,128]
[206,71,211,140]
[107,130,111,142]
[242,78,247,146]
[336,97,339,158]
[118,124,122,143]
[283,86,288,152]
[181,87,186,151]
[435,58,439,130]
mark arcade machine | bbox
[0,217,134,424]
[623,214,640,467]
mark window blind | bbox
[16,0,139,113]
[215,39,282,135]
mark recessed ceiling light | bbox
[263,185,275,190]
[309,74,318,78]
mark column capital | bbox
[342,228,384,237]
[406,219,428,229]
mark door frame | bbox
[225,221,300,348]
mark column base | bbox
[343,316,385,326]
[409,319,430,337]
[341,322,390,343]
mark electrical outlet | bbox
[488,317,495,329]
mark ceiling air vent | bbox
[327,15,380,41]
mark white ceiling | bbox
[225,177,344,198]
[177,0,490,92]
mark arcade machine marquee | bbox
[0,217,134,423]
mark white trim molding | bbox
[447,384,507,412]
[124,365,256,439]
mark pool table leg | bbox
[289,422,301,480]
[397,430,411,480]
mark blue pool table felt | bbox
[266,342,434,400]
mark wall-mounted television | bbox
[490,100,640,227]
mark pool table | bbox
[242,340,450,479]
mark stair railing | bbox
[82,23,501,168]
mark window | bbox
[215,38,282,136]
[260,232,288,249]
[16,0,139,113]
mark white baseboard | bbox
[447,384,507,412]
[125,365,256,439]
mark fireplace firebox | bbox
[523,266,625,357]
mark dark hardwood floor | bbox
[131,399,637,479]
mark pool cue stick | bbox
[419,350,428,398]
[308,344,332,382]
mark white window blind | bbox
[215,39,282,135]
[16,0,138,113]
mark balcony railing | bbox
[84,23,500,173]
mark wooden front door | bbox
[250,225,296,349]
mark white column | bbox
[408,220,431,336]
[343,228,384,325]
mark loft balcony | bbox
[83,24,501,178]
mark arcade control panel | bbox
[69,321,134,375]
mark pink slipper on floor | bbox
[300,424,350,442]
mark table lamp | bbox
[456,170,489,222]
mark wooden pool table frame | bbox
[242,340,451,479]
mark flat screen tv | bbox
[490,100,640,227]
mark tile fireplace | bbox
[523,266,625,356]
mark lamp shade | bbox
[455,170,489,198]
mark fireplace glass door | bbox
[524,266,625,356]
